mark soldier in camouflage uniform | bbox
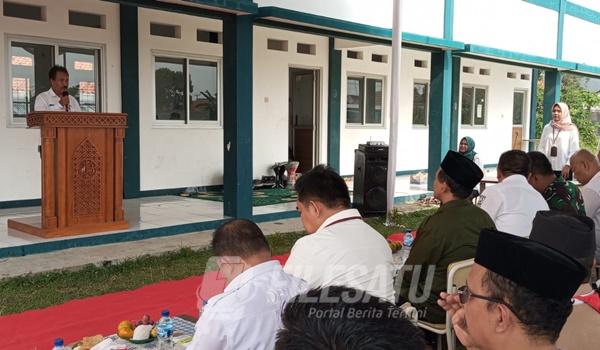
[527,151,585,215]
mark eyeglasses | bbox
[457,285,523,322]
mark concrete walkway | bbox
[0,218,305,279]
[0,202,436,279]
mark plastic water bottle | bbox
[156,309,174,349]
[52,338,66,350]
[403,229,414,248]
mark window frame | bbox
[460,84,488,127]
[6,34,105,127]
[412,80,429,127]
[345,73,385,128]
[151,50,223,128]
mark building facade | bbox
[1,0,600,218]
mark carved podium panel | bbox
[8,112,128,238]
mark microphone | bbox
[62,91,70,112]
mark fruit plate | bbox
[118,335,157,344]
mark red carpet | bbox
[0,254,289,350]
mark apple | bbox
[142,314,151,325]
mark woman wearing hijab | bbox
[458,136,483,170]
[459,136,484,200]
[538,102,579,180]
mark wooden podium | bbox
[8,112,128,238]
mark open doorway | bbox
[289,68,320,174]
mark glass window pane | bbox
[461,86,474,125]
[412,82,428,125]
[155,57,186,121]
[474,88,486,125]
[11,42,54,119]
[59,47,100,112]
[346,77,364,124]
[189,60,218,121]
[513,91,525,125]
[365,78,383,124]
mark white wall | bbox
[255,0,444,39]
[0,0,120,201]
[338,46,431,176]
[563,15,600,67]
[337,49,532,175]
[137,8,224,190]
[454,0,558,58]
[457,58,532,166]
[253,26,329,178]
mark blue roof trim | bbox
[257,6,464,50]
[182,0,258,13]
[526,0,600,25]
[576,63,600,75]
[524,0,560,12]
[461,44,577,70]
[566,2,600,24]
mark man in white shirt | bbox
[34,65,81,112]
[479,150,548,237]
[570,149,600,263]
[187,219,307,350]
[284,165,395,302]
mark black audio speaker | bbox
[353,143,388,216]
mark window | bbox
[346,76,384,125]
[69,11,105,29]
[3,1,44,21]
[414,59,428,68]
[461,86,487,126]
[150,23,180,38]
[347,50,363,60]
[412,82,428,125]
[513,91,526,125]
[372,54,387,63]
[9,39,101,121]
[154,55,220,124]
[197,30,222,44]
[297,43,316,55]
[267,39,287,51]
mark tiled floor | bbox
[0,174,432,251]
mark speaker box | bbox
[353,144,388,216]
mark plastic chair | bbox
[416,258,474,350]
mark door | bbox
[289,68,318,174]
[512,90,527,150]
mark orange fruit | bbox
[118,320,134,330]
[117,327,134,339]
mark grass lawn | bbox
[0,208,436,316]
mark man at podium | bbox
[34,65,81,112]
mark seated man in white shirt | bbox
[284,165,395,302]
[276,286,426,350]
[187,219,307,350]
[570,149,600,264]
[479,150,549,237]
[34,65,81,112]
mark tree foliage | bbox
[536,73,600,151]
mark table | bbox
[71,317,196,350]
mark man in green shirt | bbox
[527,151,585,215]
[397,151,495,324]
